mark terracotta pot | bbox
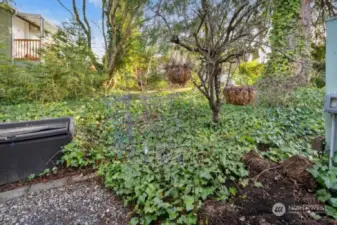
[224,86,256,106]
[165,64,191,86]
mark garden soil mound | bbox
[199,151,335,225]
[281,155,317,190]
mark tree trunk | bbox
[107,65,117,88]
[298,0,312,83]
[105,49,119,88]
[211,106,220,123]
[106,40,125,88]
[209,64,222,123]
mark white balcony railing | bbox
[14,39,41,61]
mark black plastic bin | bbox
[0,117,75,185]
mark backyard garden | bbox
[1,0,337,224]
[1,87,336,224]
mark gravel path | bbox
[0,179,129,225]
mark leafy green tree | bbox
[102,0,148,87]
[267,0,336,84]
[57,0,150,87]
[233,60,266,86]
[266,0,300,76]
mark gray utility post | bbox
[325,17,337,168]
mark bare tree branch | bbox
[223,2,249,44]
[56,0,74,18]
[218,52,244,64]
[101,3,108,53]
[170,35,201,53]
[82,0,91,37]
[72,0,92,49]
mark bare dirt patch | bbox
[199,151,336,225]
[199,200,239,225]
[281,155,317,190]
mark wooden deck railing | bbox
[14,39,41,61]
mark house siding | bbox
[13,16,40,40]
[0,8,12,59]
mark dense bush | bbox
[255,74,309,106]
[0,58,105,103]
[146,72,169,90]
[310,43,325,88]
[0,57,35,103]
[0,24,105,104]
[232,59,266,85]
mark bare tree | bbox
[157,0,268,122]
[56,0,100,67]
[57,0,92,50]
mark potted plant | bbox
[164,63,191,86]
[223,85,256,105]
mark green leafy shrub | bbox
[146,72,169,90]
[0,60,35,103]
[311,76,325,88]
[255,71,325,107]
[308,156,337,220]
[37,30,106,101]
[311,43,325,88]
[232,59,266,85]
[99,146,244,224]
[0,24,105,104]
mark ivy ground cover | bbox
[0,88,326,224]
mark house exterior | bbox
[0,4,58,61]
